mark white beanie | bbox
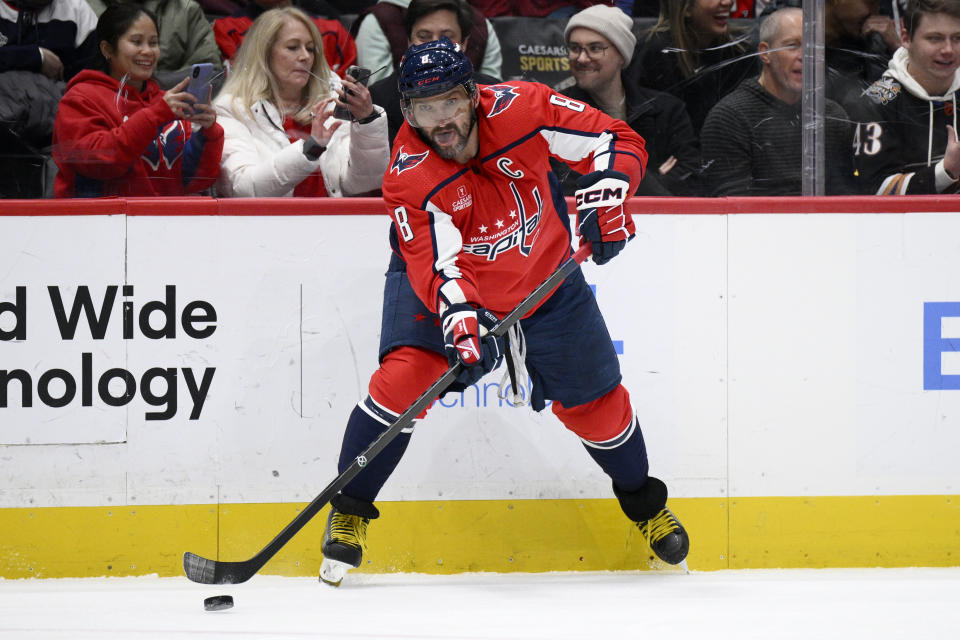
[564,5,637,65]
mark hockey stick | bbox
[183,242,593,585]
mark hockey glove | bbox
[441,303,505,387]
[575,169,636,265]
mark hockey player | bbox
[318,37,689,586]
[849,0,960,194]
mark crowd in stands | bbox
[1,0,957,199]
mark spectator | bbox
[215,0,357,78]
[847,0,960,195]
[52,3,223,197]
[369,0,500,145]
[465,0,511,16]
[195,0,244,18]
[511,0,615,18]
[614,0,661,17]
[1,0,99,195]
[620,0,766,19]
[213,7,389,197]
[700,7,855,195]
[1,0,99,80]
[825,0,901,105]
[325,0,374,12]
[629,0,759,134]
[351,0,502,84]
[85,0,223,90]
[557,4,700,195]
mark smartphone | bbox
[186,63,214,105]
[333,65,372,121]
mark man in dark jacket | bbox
[825,0,900,105]
[700,7,855,196]
[0,0,98,80]
[0,0,98,196]
[557,4,700,196]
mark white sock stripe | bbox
[360,396,417,433]
[360,396,397,425]
[580,413,637,450]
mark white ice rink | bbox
[1,568,958,639]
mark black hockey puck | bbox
[203,595,234,611]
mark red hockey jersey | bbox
[383,81,647,318]
[52,70,223,198]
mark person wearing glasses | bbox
[699,7,856,195]
[556,4,701,195]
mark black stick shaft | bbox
[183,243,592,584]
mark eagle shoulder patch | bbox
[390,145,430,175]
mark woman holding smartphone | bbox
[52,4,223,198]
[212,7,389,198]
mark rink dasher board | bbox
[0,200,958,575]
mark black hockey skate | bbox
[319,495,378,587]
[636,507,689,566]
[613,478,689,567]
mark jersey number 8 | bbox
[549,94,586,113]
[393,206,414,241]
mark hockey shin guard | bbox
[336,396,413,504]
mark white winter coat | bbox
[213,93,390,197]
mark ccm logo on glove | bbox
[574,170,635,266]
[575,180,626,208]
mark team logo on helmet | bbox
[390,145,430,175]
[484,85,520,118]
[399,37,474,102]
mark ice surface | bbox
[1,568,958,639]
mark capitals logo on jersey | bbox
[142,121,188,171]
[484,85,520,118]
[391,145,430,175]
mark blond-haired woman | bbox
[213,7,389,197]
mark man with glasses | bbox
[700,7,856,195]
[318,36,690,587]
[556,4,701,195]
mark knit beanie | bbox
[564,5,637,65]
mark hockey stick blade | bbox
[182,243,593,585]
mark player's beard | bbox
[424,109,477,160]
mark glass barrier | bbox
[4,1,953,200]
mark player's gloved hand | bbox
[575,169,636,265]
[441,303,505,386]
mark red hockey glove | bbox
[441,303,504,386]
[575,169,635,265]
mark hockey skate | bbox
[319,496,378,587]
[612,478,689,569]
[636,507,689,569]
